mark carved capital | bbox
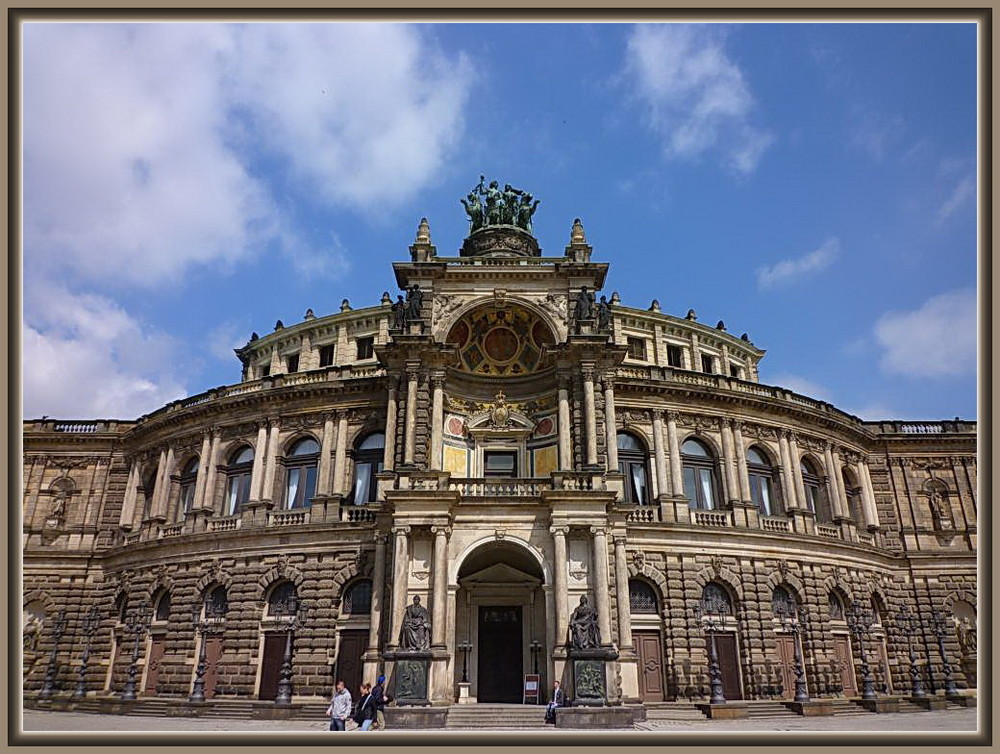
[665,409,680,423]
[392,525,411,537]
[549,525,569,537]
[580,366,596,382]
[431,525,452,538]
[612,535,627,547]
[589,525,608,539]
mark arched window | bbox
[267,582,298,617]
[343,580,373,614]
[682,438,719,510]
[114,593,127,623]
[842,468,864,525]
[700,582,733,615]
[870,595,884,627]
[800,457,830,522]
[746,446,778,516]
[771,586,796,618]
[204,586,229,619]
[284,438,319,509]
[225,446,255,515]
[352,433,385,505]
[828,591,845,620]
[178,457,199,517]
[153,590,171,623]
[629,579,659,614]
[617,432,650,504]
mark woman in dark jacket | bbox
[353,683,377,731]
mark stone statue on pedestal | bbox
[575,287,595,322]
[399,596,430,651]
[569,595,601,649]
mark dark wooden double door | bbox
[478,605,523,703]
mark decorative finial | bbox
[340,298,352,312]
[415,217,431,245]
[686,309,697,321]
[570,217,586,244]
[740,332,750,342]
[381,291,392,306]
[304,308,315,320]
[274,320,284,330]
[610,291,621,305]
[250,332,259,342]
[649,299,661,312]
[716,320,726,331]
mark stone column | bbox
[261,419,280,504]
[151,447,173,519]
[666,411,684,496]
[403,366,419,466]
[367,533,388,657]
[557,378,572,470]
[859,462,881,528]
[316,414,335,496]
[824,443,847,518]
[603,375,619,472]
[333,412,349,496]
[248,423,268,501]
[777,431,796,509]
[720,419,739,502]
[651,410,669,495]
[430,525,450,648]
[429,373,445,472]
[383,380,398,471]
[590,527,613,646]
[191,433,213,510]
[550,526,569,647]
[203,432,222,514]
[733,421,752,502]
[582,365,599,467]
[613,535,633,651]
[788,433,807,510]
[119,461,140,528]
[388,526,411,649]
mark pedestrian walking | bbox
[326,679,352,731]
[372,674,389,730]
[353,683,377,731]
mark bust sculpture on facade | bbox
[399,596,430,651]
[569,595,601,649]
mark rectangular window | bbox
[319,344,335,367]
[627,337,647,360]
[484,451,518,478]
[701,354,714,374]
[260,364,271,378]
[729,364,742,379]
[356,336,375,360]
[667,345,684,368]
[286,354,299,373]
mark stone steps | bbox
[445,704,549,729]
[743,701,800,719]
[643,703,709,721]
[827,700,875,716]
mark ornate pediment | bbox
[466,391,535,441]
[460,562,541,587]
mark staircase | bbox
[123,698,173,717]
[444,704,550,730]
[827,699,875,716]
[643,702,709,722]
[742,701,801,720]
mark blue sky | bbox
[22,22,978,421]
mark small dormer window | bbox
[356,336,375,360]
[286,354,299,373]
[667,345,684,368]
[729,364,742,379]
[627,337,647,361]
[260,364,271,378]
[319,344,335,367]
[701,354,714,374]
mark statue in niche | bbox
[569,595,601,649]
[405,285,424,323]
[956,616,976,655]
[391,295,407,331]
[596,295,612,331]
[399,596,430,651]
[927,486,953,530]
[575,286,595,321]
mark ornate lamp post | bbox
[530,640,542,675]
[120,605,151,702]
[846,605,876,700]
[774,603,810,703]
[72,606,102,699]
[931,611,958,697]
[894,608,926,698]
[693,596,729,704]
[457,641,473,683]
[39,610,67,699]
[189,604,209,703]
[274,595,303,706]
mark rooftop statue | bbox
[461,176,540,234]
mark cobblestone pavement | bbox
[20,707,979,734]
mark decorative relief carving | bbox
[432,293,464,326]
[540,293,568,325]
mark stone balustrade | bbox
[159,522,185,538]
[693,510,729,527]
[207,515,241,532]
[760,516,791,533]
[816,523,840,539]
[448,478,543,497]
[267,509,309,527]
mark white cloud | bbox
[849,105,904,161]
[756,237,839,290]
[874,289,977,378]
[23,283,188,418]
[842,401,899,421]
[23,23,472,288]
[935,175,975,226]
[623,24,773,174]
[766,373,833,402]
[206,318,253,363]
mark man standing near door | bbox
[326,680,352,731]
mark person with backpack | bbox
[352,682,377,731]
[371,674,389,730]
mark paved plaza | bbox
[19,707,980,735]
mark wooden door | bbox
[258,634,286,700]
[775,635,797,700]
[634,631,665,702]
[714,633,742,700]
[832,634,858,697]
[477,606,523,702]
[203,636,223,700]
[335,630,369,699]
[142,636,166,695]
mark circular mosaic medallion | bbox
[483,326,520,363]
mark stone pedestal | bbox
[660,495,691,524]
[569,648,618,707]
[457,682,472,704]
[386,651,431,706]
[183,507,213,534]
[241,500,273,528]
[728,500,758,529]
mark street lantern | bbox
[930,611,959,697]
[39,610,67,699]
[274,595,303,706]
[72,606,102,699]
[774,602,810,703]
[120,605,152,701]
[457,641,473,684]
[693,594,729,704]
[846,604,876,700]
[894,607,926,699]
[530,640,542,675]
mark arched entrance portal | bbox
[456,541,546,703]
